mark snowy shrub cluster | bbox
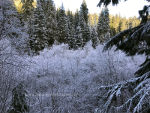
[0,39,30,113]
[21,42,144,113]
[0,38,145,113]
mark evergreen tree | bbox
[56,8,60,22]
[41,0,57,46]
[79,0,91,47]
[80,0,89,24]
[97,7,110,43]
[75,25,83,48]
[0,0,29,54]
[91,27,99,48]
[29,1,47,54]
[8,83,29,113]
[21,0,34,20]
[66,10,76,48]
[73,10,82,49]
[110,16,117,36]
[57,5,68,44]
[74,10,80,29]
[82,23,91,46]
[117,20,123,32]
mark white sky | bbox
[54,0,149,18]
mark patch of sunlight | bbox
[13,0,23,13]
[13,0,37,13]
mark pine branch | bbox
[97,72,150,113]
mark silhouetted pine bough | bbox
[97,0,150,113]
[103,21,150,77]
[96,72,150,113]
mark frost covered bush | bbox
[0,39,30,113]
[24,42,144,113]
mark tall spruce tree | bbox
[73,10,82,48]
[91,27,99,48]
[74,10,80,30]
[97,7,110,43]
[75,25,83,48]
[117,20,123,32]
[79,0,91,47]
[66,10,76,48]
[40,0,57,46]
[80,0,89,24]
[57,5,68,44]
[29,1,47,54]
[110,16,117,36]
[21,0,34,20]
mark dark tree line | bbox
[11,0,141,55]
[13,0,112,54]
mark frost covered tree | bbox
[97,7,110,43]
[96,0,150,113]
[0,0,29,54]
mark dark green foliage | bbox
[8,83,29,113]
